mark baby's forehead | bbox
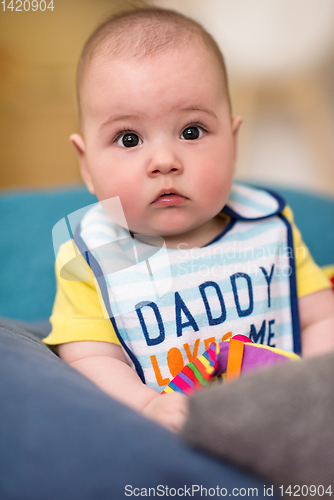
[80,51,228,124]
[86,43,226,91]
[79,30,231,127]
[76,9,231,125]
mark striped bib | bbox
[75,183,300,392]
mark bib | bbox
[74,183,300,392]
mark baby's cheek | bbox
[95,176,126,202]
[204,171,232,198]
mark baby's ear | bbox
[232,116,242,138]
[231,116,242,160]
[69,134,95,194]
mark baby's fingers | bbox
[142,392,189,433]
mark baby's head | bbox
[71,6,241,248]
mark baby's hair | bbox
[76,5,231,125]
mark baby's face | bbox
[72,46,241,247]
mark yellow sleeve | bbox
[322,265,334,281]
[282,206,331,298]
[43,240,120,347]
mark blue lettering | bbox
[230,273,254,317]
[135,301,165,346]
[268,319,276,347]
[260,264,275,308]
[175,292,199,337]
[199,281,226,326]
[249,320,266,344]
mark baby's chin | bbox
[150,213,201,234]
[134,222,197,238]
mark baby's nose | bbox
[147,146,183,176]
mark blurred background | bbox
[1,0,334,194]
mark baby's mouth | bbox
[152,189,189,206]
[159,192,176,199]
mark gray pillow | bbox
[182,351,334,491]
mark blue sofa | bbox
[0,183,333,322]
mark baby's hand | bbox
[142,392,189,433]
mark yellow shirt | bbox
[43,206,331,348]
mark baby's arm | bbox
[58,341,188,432]
[299,287,334,357]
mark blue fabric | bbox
[262,184,334,267]
[0,186,96,321]
[0,183,333,322]
[0,318,275,500]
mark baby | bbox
[44,6,334,432]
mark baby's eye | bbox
[180,126,205,141]
[116,132,142,148]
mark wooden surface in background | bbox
[1,0,333,194]
[0,0,143,189]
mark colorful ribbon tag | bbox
[162,334,299,396]
[162,341,220,395]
